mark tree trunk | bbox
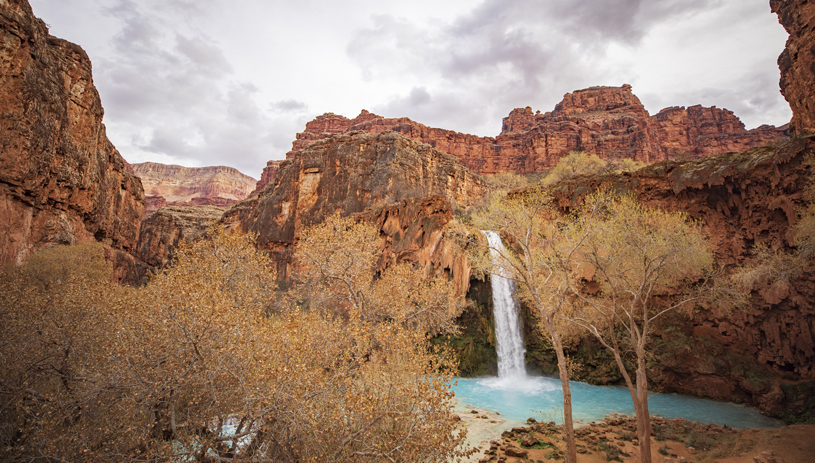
[636,350,652,463]
[550,327,578,463]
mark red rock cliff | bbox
[0,0,144,275]
[133,162,256,213]
[249,159,282,196]
[772,0,815,135]
[224,131,487,279]
[252,87,787,192]
[135,205,225,272]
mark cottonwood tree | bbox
[0,242,132,462]
[288,213,472,461]
[1,224,471,462]
[564,192,720,463]
[542,151,648,187]
[468,187,587,463]
[111,227,284,461]
[542,151,609,186]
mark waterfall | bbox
[482,231,526,379]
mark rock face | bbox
[259,87,787,185]
[772,0,815,135]
[134,205,224,271]
[548,137,815,410]
[250,159,282,196]
[224,131,487,277]
[133,162,256,213]
[652,105,787,159]
[0,0,144,274]
[355,195,472,294]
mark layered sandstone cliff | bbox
[224,131,487,278]
[133,162,256,213]
[253,87,787,192]
[772,0,815,135]
[0,0,144,277]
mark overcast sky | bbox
[29,0,791,179]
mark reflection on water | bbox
[452,376,782,429]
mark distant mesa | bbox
[253,86,788,194]
[132,162,257,214]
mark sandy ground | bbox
[453,400,815,463]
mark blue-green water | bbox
[451,376,782,429]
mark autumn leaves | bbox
[0,224,472,462]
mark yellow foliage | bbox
[542,151,608,186]
[1,227,472,462]
[484,172,529,192]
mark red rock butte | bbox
[253,85,788,193]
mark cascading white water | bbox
[482,231,526,379]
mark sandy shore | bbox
[452,401,815,463]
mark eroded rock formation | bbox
[772,0,815,135]
[355,195,472,294]
[135,205,225,271]
[652,105,787,159]
[133,162,256,213]
[252,87,787,190]
[250,159,282,196]
[0,0,144,276]
[224,131,487,278]
[546,136,815,413]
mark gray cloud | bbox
[348,0,787,136]
[28,0,790,175]
[271,99,309,112]
[374,87,491,132]
[90,0,288,176]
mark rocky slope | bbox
[223,131,487,278]
[253,87,787,191]
[355,195,473,294]
[0,0,144,280]
[134,205,225,274]
[772,0,815,135]
[133,162,256,213]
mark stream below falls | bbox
[451,375,782,429]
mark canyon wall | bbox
[224,131,487,280]
[253,87,787,192]
[0,0,144,277]
[546,136,815,414]
[772,0,815,135]
[249,159,282,196]
[133,162,256,213]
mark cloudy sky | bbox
[29,0,791,179]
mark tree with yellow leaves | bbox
[0,242,133,462]
[1,223,472,462]
[564,191,720,463]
